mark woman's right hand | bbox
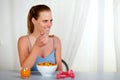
[34,28,49,48]
[34,33,48,47]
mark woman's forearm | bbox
[21,45,40,69]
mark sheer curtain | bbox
[114,0,120,72]
[62,0,90,68]
[104,0,116,72]
[71,0,98,72]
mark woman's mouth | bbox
[46,30,50,33]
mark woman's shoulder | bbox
[50,34,61,44]
[49,34,60,40]
[51,35,61,50]
[18,35,28,45]
[18,35,28,41]
[18,35,29,54]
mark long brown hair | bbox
[27,4,51,34]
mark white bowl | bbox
[37,64,57,76]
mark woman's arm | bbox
[18,36,40,69]
[54,36,62,71]
[18,34,48,69]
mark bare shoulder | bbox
[53,35,61,49]
[53,35,61,44]
[18,35,29,47]
[18,35,27,43]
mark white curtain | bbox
[61,0,90,68]
[114,0,120,72]
[104,0,116,72]
[71,0,98,72]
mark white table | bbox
[0,70,120,80]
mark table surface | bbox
[0,70,120,80]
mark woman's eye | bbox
[50,19,53,22]
[42,19,53,23]
[43,20,48,23]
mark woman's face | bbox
[33,11,53,34]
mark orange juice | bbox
[20,68,31,78]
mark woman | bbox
[18,4,62,71]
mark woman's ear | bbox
[32,17,36,24]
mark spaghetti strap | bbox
[53,35,55,50]
[26,35,32,52]
[27,34,55,52]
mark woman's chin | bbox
[46,32,49,35]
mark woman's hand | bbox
[34,28,48,47]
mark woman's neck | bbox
[31,31,49,38]
[31,31,40,38]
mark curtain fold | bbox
[114,0,120,72]
[71,0,98,71]
[64,0,90,68]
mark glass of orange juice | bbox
[20,67,31,78]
